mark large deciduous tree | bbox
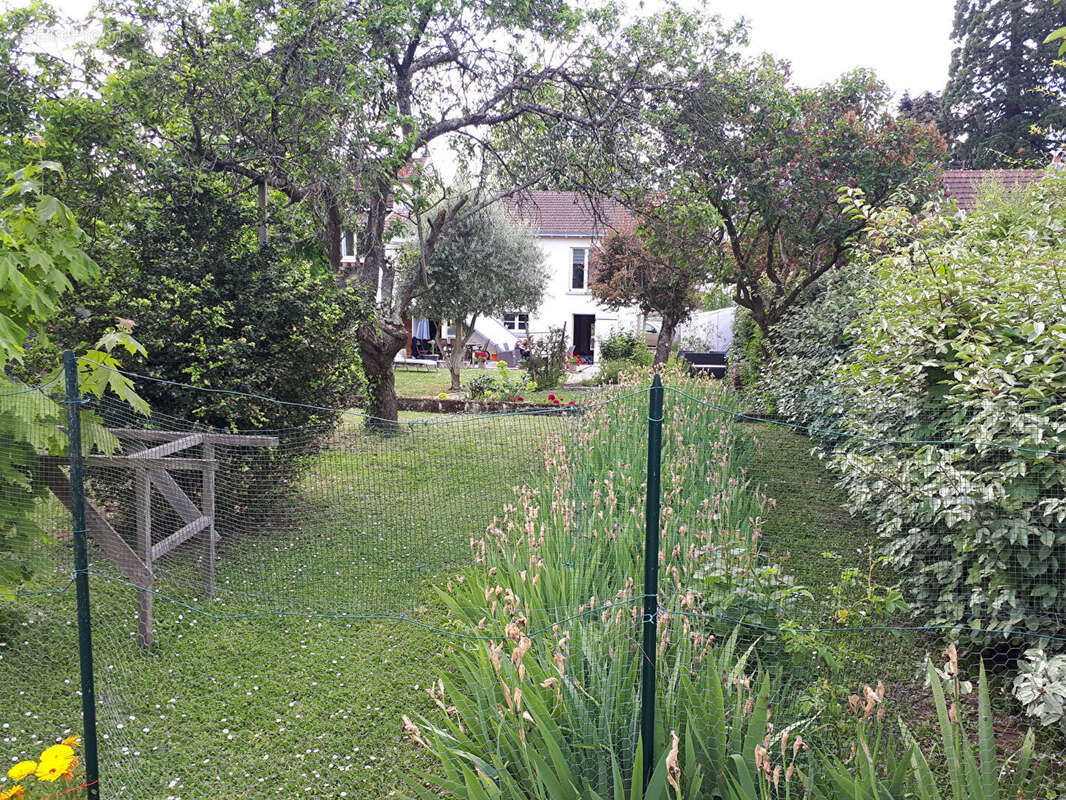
[657,65,945,341]
[941,0,1066,167]
[96,0,364,267]
[97,0,643,426]
[412,202,545,390]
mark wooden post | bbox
[202,443,216,598]
[135,467,153,647]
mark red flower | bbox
[547,393,556,401]
[553,399,560,405]
[568,401,576,406]
[516,396,524,402]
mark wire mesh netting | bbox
[1,361,1065,799]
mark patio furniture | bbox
[394,353,439,371]
[678,350,728,378]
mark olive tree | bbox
[412,202,545,390]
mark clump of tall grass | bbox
[403,370,809,798]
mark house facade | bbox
[502,191,644,363]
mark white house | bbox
[501,190,646,363]
[341,189,660,362]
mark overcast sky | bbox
[674,0,956,97]
[31,0,957,99]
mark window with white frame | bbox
[571,248,588,291]
[502,312,529,332]
[341,231,357,262]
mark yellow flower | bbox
[61,735,81,748]
[5,761,35,781]
[39,745,74,764]
[35,745,75,782]
[0,785,26,799]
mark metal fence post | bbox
[64,350,101,800]
[641,374,664,792]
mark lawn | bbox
[4,395,1057,798]
[742,421,921,688]
[0,409,560,798]
[393,364,588,404]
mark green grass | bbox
[393,366,587,404]
[742,422,929,705]
[6,396,1049,797]
[1,410,559,798]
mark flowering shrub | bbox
[2,736,86,798]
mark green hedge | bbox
[763,174,1066,641]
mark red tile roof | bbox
[506,191,634,236]
[941,169,1043,211]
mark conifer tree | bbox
[941,0,1066,167]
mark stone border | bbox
[397,396,580,415]
[350,396,580,415]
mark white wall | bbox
[508,235,643,362]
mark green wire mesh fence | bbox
[1,356,1064,799]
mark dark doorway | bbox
[573,314,595,361]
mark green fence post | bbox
[64,350,101,800]
[641,374,664,792]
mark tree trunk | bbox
[325,190,342,278]
[448,317,477,391]
[654,316,678,366]
[257,179,268,244]
[353,185,401,426]
[448,342,463,390]
[432,325,454,389]
[352,183,456,425]
[357,322,406,429]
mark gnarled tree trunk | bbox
[446,317,478,391]
[654,315,679,366]
[352,186,460,427]
[357,320,407,428]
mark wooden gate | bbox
[44,429,278,646]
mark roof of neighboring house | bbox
[941,169,1044,211]
[506,190,634,237]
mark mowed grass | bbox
[393,365,588,404]
[0,409,558,799]
[742,422,922,689]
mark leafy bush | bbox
[827,174,1066,640]
[45,176,366,433]
[464,363,526,401]
[597,358,632,385]
[522,326,568,389]
[1013,648,1066,732]
[727,309,769,405]
[0,161,147,591]
[600,329,646,361]
[758,260,874,440]
[463,372,498,400]
[598,355,652,386]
